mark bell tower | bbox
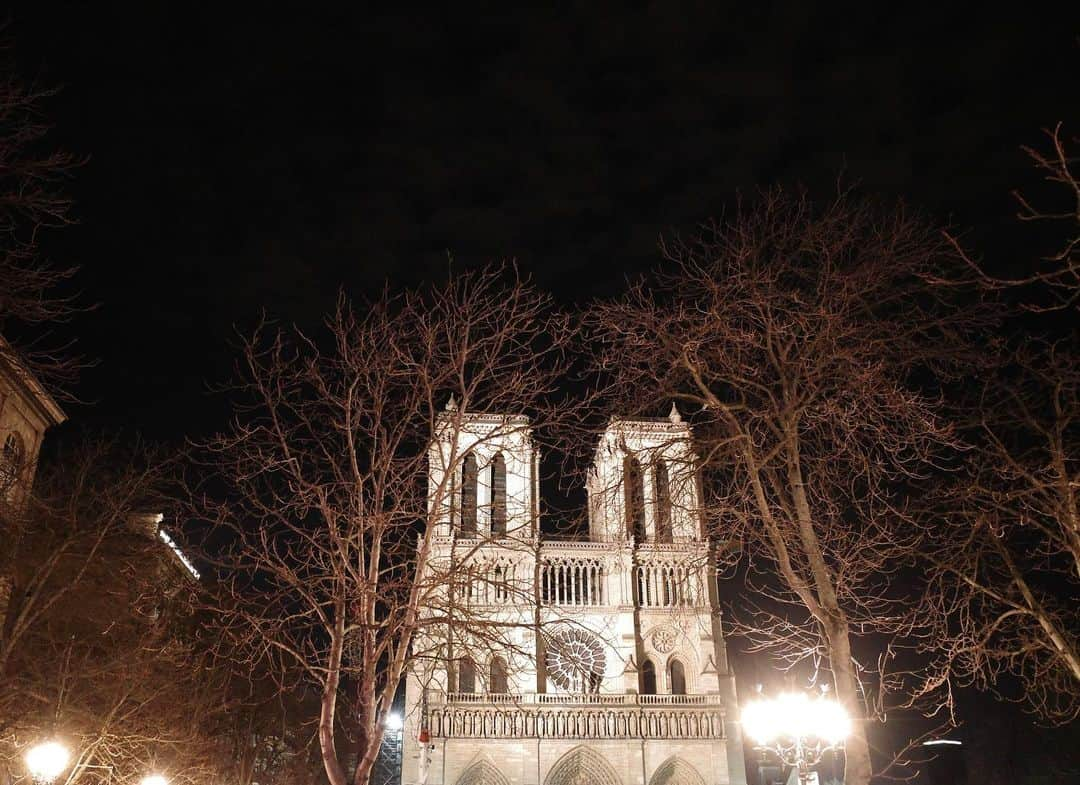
[586,403,701,543]
[427,396,539,540]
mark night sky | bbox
[8,3,1078,443]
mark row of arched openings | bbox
[639,657,687,695]
[623,456,673,542]
[456,656,509,694]
[460,452,507,536]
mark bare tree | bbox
[189,268,581,785]
[588,189,993,785]
[946,123,1080,312]
[212,674,321,785]
[0,56,83,385]
[1010,123,1080,309]
[907,116,1080,725]
[0,440,234,785]
[913,340,1080,724]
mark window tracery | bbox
[545,627,606,693]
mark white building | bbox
[0,340,65,507]
[402,403,747,785]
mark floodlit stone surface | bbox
[403,412,747,785]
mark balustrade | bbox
[426,698,725,740]
[540,557,605,606]
[634,560,702,608]
[442,692,722,707]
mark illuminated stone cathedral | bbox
[402,402,747,785]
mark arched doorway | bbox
[544,746,621,785]
[648,757,707,785]
[455,759,509,785]
[668,658,687,695]
[640,658,657,695]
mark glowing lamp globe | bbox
[141,775,168,785]
[741,692,850,746]
[814,696,852,745]
[385,712,403,731]
[25,741,70,784]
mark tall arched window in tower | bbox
[461,453,478,536]
[0,432,25,493]
[458,657,476,694]
[654,459,672,543]
[640,658,657,695]
[490,656,508,693]
[624,455,645,541]
[669,658,687,695]
[490,452,506,536]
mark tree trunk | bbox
[786,438,873,785]
[320,603,348,785]
[827,619,873,785]
[351,737,380,785]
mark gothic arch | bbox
[668,657,687,695]
[624,455,645,541]
[654,458,672,542]
[0,431,25,491]
[663,650,698,694]
[489,452,507,535]
[640,657,657,695]
[489,655,508,693]
[545,745,621,785]
[458,656,477,693]
[455,758,509,785]
[648,757,707,785]
[461,452,478,535]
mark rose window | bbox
[545,626,606,693]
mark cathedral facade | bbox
[402,405,746,785]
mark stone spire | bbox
[668,401,683,424]
[445,393,457,411]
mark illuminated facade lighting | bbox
[158,528,200,579]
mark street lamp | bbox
[25,741,71,785]
[385,712,403,734]
[742,691,851,785]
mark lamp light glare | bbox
[741,692,850,746]
[25,741,70,784]
[385,712,403,731]
[142,775,168,785]
[815,697,852,745]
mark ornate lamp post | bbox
[24,741,71,785]
[741,691,851,784]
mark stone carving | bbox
[544,746,621,785]
[651,626,677,654]
[648,757,707,785]
[545,627,606,693]
[456,759,509,785]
